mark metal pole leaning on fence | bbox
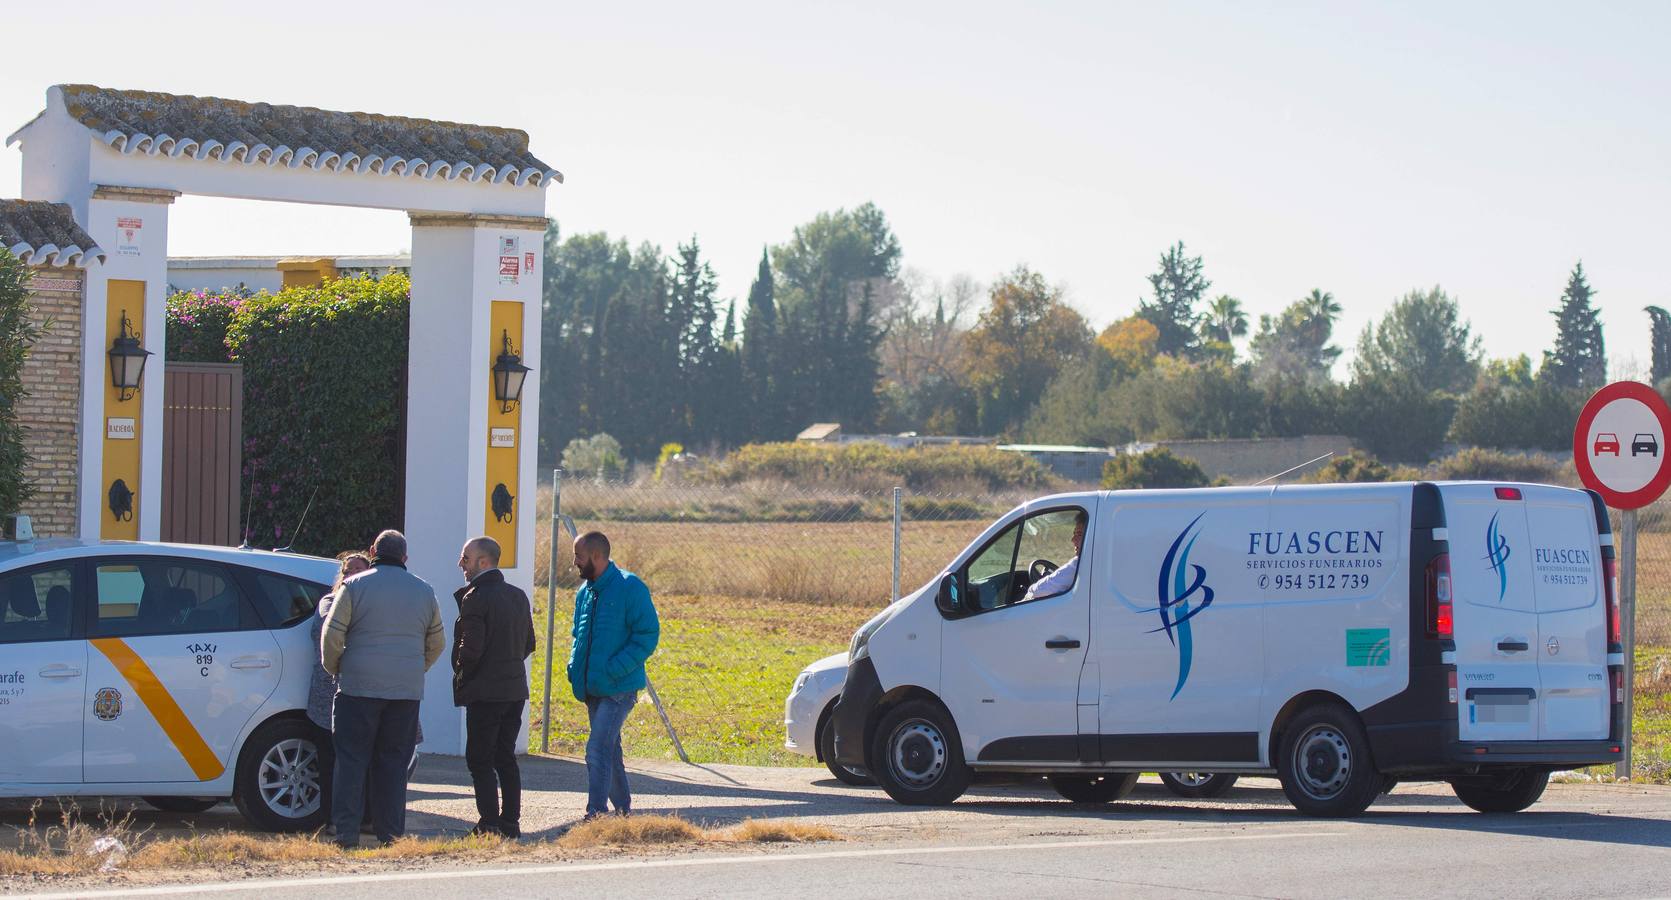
[893,486,903,604]
[541,468,562,755]
[644,675,689,764]
[1617,508,1638,778]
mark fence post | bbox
[892,486,903,604]
[541,468,562,755]
[1617,507,1638,778]
[644,675,690,764]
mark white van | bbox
[829,482,1623,817]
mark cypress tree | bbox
[1543,262,1606,389]
[1647,306,1671,386]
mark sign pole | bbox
[1617,507,1638,778]
[540,467,562,755]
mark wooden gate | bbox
[161,362,243,546]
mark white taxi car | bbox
[784,653,871,786]
[0,538,342,831]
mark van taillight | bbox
[1448,670,1458,704]
[1603,555,1621,646]
[1614,670,1625,704]
[1427,553,1453,639]
[1495,487,1522,500]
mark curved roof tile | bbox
[0,200,105,268]
[56,84,562,188]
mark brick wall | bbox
[18,268,82,537]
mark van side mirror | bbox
[935,573,962,615]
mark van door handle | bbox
[38,665,81,678]
[230,656,272,670]
[1045,639,1081,650]
[1497,641,1530,652]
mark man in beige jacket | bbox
[322,529,444,848]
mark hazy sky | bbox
[3,2,1667,375]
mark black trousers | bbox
[332,694,419,844]
[465,699,525,830]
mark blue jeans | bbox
[584,691,637,815]
[332,694,419,844]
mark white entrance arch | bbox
[7,84,561,753]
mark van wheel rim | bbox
[1174,772,1214,787]
[258,737,322,819]
[1292,725,1351,800]
[888,720,947,788]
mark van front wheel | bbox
[1160,772,1239,798]
[1451,769,1549,813]
[1276,704,1381,818]
[870,700,970,806]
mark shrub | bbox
[225,274,408,554]
[1427,447,1565,484]
[0,249,40,515]
[696,441,1057,492]
[563,433,627,481]
[1303,450,1393,484]
[164,288,250,363]
[1100,448,1212,490]
[653,442,685,482]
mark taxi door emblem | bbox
[1546,636,1560,656]
[93,686,123,720]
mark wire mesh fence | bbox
[526,477,1014,766]
[525,476,1671,782]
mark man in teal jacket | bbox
[566,530,659,818]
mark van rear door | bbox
[1521,485,1609,740]
[1441,484,1542,741]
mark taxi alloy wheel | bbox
[259,737,323,820]
[234,718,330,832]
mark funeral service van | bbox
[830,482,1623,817]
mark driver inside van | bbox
[1022,509,1087,602]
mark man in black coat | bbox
[453,536,536,838]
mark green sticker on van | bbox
[1346,628,1391,667]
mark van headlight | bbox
[849,608,891,662]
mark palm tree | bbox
[1199,295,1249,344]
[1298,288,1341,347]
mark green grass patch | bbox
[529,592,873,766]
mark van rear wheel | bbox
[1276,704,1381,818]
[1451,769,1549,813]
[1049,773,1138,803]
[1160,772,1239,798]
[870,699,970,806]
[232,718,329,832]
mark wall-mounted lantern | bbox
[107,310,153,402]
[492,330,531,415]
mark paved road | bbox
[8,757,1671,898]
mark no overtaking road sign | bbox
[1573,380,1671,510]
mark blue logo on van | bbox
[1150,512,1215,700]
[1485,512,1511,602]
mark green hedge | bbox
[0,250,40,515]
[1100,447,1213,490]
[224,275,408,554]
[695,441,1058,492]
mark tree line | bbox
[538,203,1642,466]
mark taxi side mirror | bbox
[935,573,962,615]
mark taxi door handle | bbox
[230,656,272,670]
[38,665,81,678]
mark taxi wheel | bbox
[142,796,221,814]
[233,718,329,832]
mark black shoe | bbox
[335,840,359,851]
[470,820,501,837]
[498,821,521,839]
